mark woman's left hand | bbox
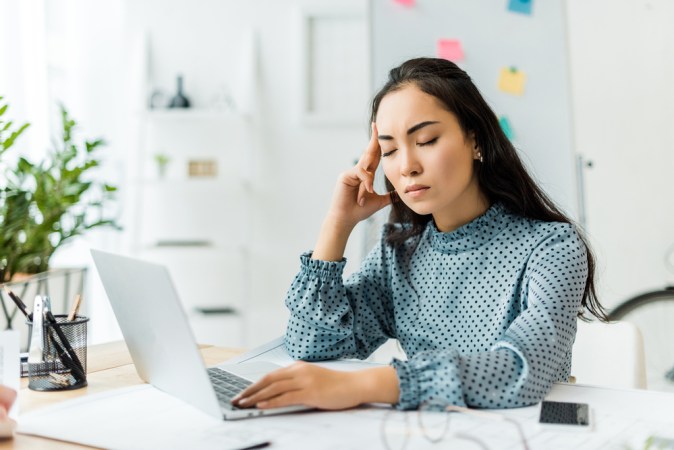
[231,362,362,411]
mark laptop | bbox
[91,249,310,420]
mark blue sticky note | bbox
[499,116,514,140]
[508,0,533,15]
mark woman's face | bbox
[376,84,485,230]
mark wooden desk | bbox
[2,341,242,450]
[5,342,674,449]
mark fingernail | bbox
[238,397,249,405]
[359,198,365,207]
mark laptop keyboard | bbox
[207,367,253,407]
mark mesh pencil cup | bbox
[26,315,89,391]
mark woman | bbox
[233,57,606,411]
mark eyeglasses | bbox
[380,401,530,450]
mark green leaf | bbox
[17,157,34,173]
[2,123,30,150]
[82,159,100,170]
[85,139,105,153]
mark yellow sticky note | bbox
[498,67,527,96]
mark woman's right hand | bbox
[326,123,391,230]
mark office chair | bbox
[571,320,647,390]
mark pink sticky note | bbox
[394,0,415,6]
[437,39,464,62]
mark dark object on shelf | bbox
[194,306,237,315]
[154,240,212,248]
[169,75,191,108]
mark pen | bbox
[3,286,33,321]
[43,304,86,376]
[45,324,87,382]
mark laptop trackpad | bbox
[216,362,284,383]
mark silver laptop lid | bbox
[91,249,222,419]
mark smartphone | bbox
[538,401,590,430]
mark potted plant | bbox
[0,96,120,282]
[153,152,171,179]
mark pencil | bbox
[68,294,82,321]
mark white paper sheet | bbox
[18,385,274,450]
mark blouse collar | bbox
[428,202,512,254]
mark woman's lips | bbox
[405,185,430,198]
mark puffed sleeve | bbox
[391,224,587,409]
[284,231,397,360]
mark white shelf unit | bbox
[131,109,254,348]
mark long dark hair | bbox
[370,57,607,322]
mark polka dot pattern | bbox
[284,203,587,409]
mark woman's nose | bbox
[400,149,422,177]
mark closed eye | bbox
[382,149,397,158]
[418,137,438,147]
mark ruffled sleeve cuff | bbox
[299,251,347,280]
[391,358,420,410]
[391,350,466,410]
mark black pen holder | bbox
[26,315,89,391]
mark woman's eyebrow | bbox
[377,121,440,140]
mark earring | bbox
[476,151,483,163]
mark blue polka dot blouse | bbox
[284,203,587,409]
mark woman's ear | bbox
[470,132,483,162]
[470,132,478,152]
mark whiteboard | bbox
[369,0,578,218]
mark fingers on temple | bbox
[355,165,374,195]
[357,181,370,207]
[359,123,381,172]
